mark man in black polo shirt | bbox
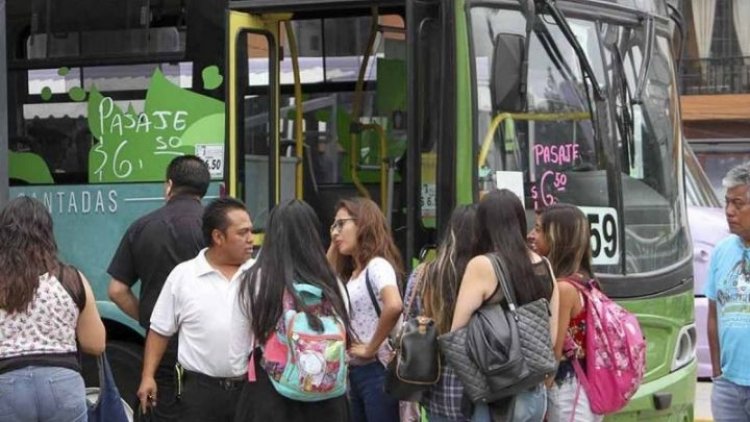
[108,155,210,421]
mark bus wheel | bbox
[82,340,143,411]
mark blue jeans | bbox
[0,366,87,422]
[471,385,547,422]
[428,413,466,422]
[348,362,399,422]
[712,376,750,421]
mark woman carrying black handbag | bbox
[448,190,559,422]
[401,205,478,422]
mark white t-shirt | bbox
[150,249,255,378]
[347,257,398,364]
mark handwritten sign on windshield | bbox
[530,142,580,209]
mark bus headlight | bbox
[671,323,696,372]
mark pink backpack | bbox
[564,278,646,415]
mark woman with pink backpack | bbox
[532,204,645,421]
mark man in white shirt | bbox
[137,198,255,422]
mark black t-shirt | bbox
[107,195,205,328]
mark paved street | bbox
[696,381,713,421]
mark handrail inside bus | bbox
[478,111,591,169]
[355,123,388,214]
[350,6,379,200]
[283,21,304,199]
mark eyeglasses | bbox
[330,218,356,233]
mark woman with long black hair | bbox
[233,199,350,422]
[451,189,559,422]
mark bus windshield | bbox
[470,4,690,277]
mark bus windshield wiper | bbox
[537,0,605,102]
[633,15,654,104]
[517,2,591,112]
[613,47,635,168]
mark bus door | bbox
[226,11,282,232]
[227,6,441,268]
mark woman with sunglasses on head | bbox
[328,197,404,422]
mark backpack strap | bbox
[365,269,382,317]
[559,275,588,295]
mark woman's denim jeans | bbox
[348,361,399,422]
[0,366,87,422]
[471,384,547,422]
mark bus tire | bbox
[82,340,143,411]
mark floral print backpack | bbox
[565,277,646,414]
[260,283,348,402]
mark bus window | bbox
[470,7,615,270]
[11,62,200,186]
[27,0,184,59]
[471,5,690,275]
[614,29,690,273]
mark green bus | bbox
[6,0,695,419]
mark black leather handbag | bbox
[468,254,557,399]
[383,269,440,401]
[439,254,557,403]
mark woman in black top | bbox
[450,189,559,422]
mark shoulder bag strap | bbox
[559,274,593,301]
[541,257,556,288]
[58,264,86,312]
[487,253,518,310]
[365,269,382,317]
[339,280,352,316]
[404,266,425,318]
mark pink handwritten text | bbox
[534,143,580,166]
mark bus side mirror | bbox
[491,33,526,113]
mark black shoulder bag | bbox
[466,254,557,399]
[382,268,440,401]
[438,254,557,403]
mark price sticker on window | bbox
[421,183,436,218]
[195,144,224,178]
[579,206,619,266]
